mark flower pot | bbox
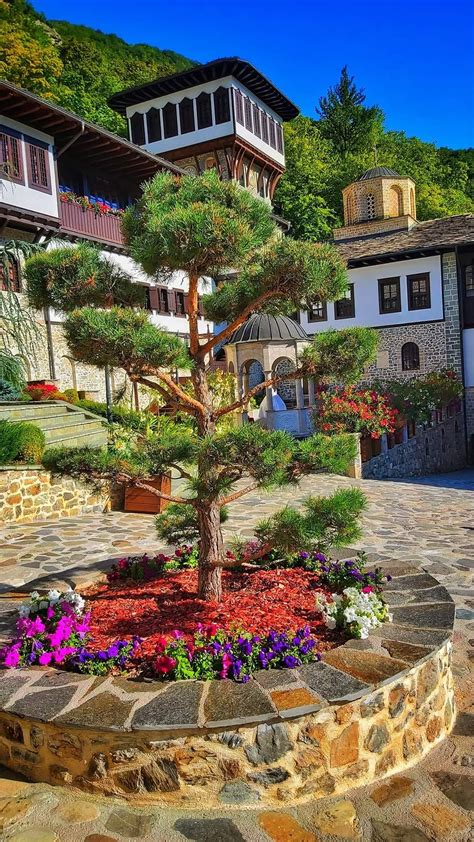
[124,473,171,514]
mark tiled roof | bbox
[335,215,474,265]
[357,166,401,181]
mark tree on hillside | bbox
[25,170,377,602]
[316,66,384,159]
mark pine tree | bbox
[316,66,383,158]
[26,170,377,602]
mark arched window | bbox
[366,193,376,219]
[146,108,161,143]
[197,92,212,129]
[390,185,403,216]
[401,342,420,371]
[410,188,416,218]
[179,98,195,134]
[130,112,145,146]
[162,102,178,138]
[0,257,21,292]
[214,87,230,124]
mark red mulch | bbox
[83,568,339,658]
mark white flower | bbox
[47,589,61,603]
[18,603,30,618]
[325,617,336,629]
[30,591,39,601]
[39,600,49,610]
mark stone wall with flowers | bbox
[0,467,108,523]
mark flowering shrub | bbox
[107,546,199,583]
[380,369,463,424]
[315,387,398,439]
[23,383,62,402]
[302,552,390,593]
[153,624,320,682]
[317,587,392,639]
[0,588,138,674]
[59,190,124,217]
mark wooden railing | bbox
[59,200,124,246]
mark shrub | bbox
[315,386,398,438]
[0,420,45,464]
[380,369,463,424]
[23,383,60,401]
[0,378,22,401]
[63,388,79,403]
[0,353,25,390]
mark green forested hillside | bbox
[0,0,472,239]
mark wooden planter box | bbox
[124,474,171,514]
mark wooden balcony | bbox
[59,199,124,246]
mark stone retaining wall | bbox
[0,564,456,807]
[0,467,108,523]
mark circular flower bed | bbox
[1,549,392,684]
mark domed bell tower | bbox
[334,166,417,241]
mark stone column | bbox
[265,372,273,412]
[307,378,316,407]
[295,378,304,410]
[381,434,389,454]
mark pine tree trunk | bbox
[192,358,225,602]
[197,501,224,601]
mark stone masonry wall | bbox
[362,321,449,383]
[0,467,108,523]
[0,642,454,807]
[361,414,466,479]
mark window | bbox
[276,123,284,153]
[268,119,276,149]
[197,92,212,129]
[366,193,376,219]
[179,98,195,134]
[143,287,152,310]
[335,284,355,319]
[163,103,178,138]
[390,185,403,216]
[214,87,230,124]
[175,290,186,315]
[0,127,23,183]
[252,104,261,138]
[308,300,327,322]
[146,108,161,143]
[158,287,170,313]
[234,89,244,125]
[402,342,420,371]
[464,264,474,297]
[130,112,145,146]
[410,188,416,218]
[378,277,401,314]
[261,112,269,144]
[0,257,21,292]
[244,97,253,131]
[26,139,51,192]
[408,272,431,310]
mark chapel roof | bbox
[229,314,309,343]
[356,166,402,181]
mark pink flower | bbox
[3,646,20,667]
[38,652,53,666]
[171,629,182,639]
[155,635,168,652]
[362,586,374,593]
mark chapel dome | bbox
[228,314,308,343]
[357,166,401,181]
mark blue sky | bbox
[36,0,474,149]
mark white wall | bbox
[0,116,59,218]
[302,255,444,334]
[463,328,474,387]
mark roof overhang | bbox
[0,80,184,182]
[108,57,299,121]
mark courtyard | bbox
[0,469,472,841]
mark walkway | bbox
[0,470,473,840]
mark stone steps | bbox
[0,401,107,450]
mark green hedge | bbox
[75,399,147,430]
[0,420,46,465]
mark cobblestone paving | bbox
[0,470,473,840]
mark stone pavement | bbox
[0,469,473,840]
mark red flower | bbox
[154,655,177,674]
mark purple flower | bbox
[386,574,392,582]
[282,655,300,668]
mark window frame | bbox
[407,272,431,311]
[401,342,420,371]
[234,89,244,125]
[243,97,253,131]
[378,277,401,315]
[214,87,230,125]
[130,112,146,146]
[307,300,327,322]
[25,135,52,194]
[0,126,24,185]
[179,97,195,134]
[162,102,178,138]
[0,257,21,293]
[175,290,186,316]
[335,284,355,320]
[196,91,212,129]
[146,108,162,143]
[158,287,170,314]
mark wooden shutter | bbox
[25,140,51,192]
[0,128,24,183]
[149,287,159,310]
[167,289,176,312]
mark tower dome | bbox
[357,166,401,181]
[334,165,417,241]
[228,314,308,343]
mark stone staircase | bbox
[0,401,108,450]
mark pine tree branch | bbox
[219,482,259,505]
[133,373,204,416]
[188,273,200,357]
[196,290,277,360]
